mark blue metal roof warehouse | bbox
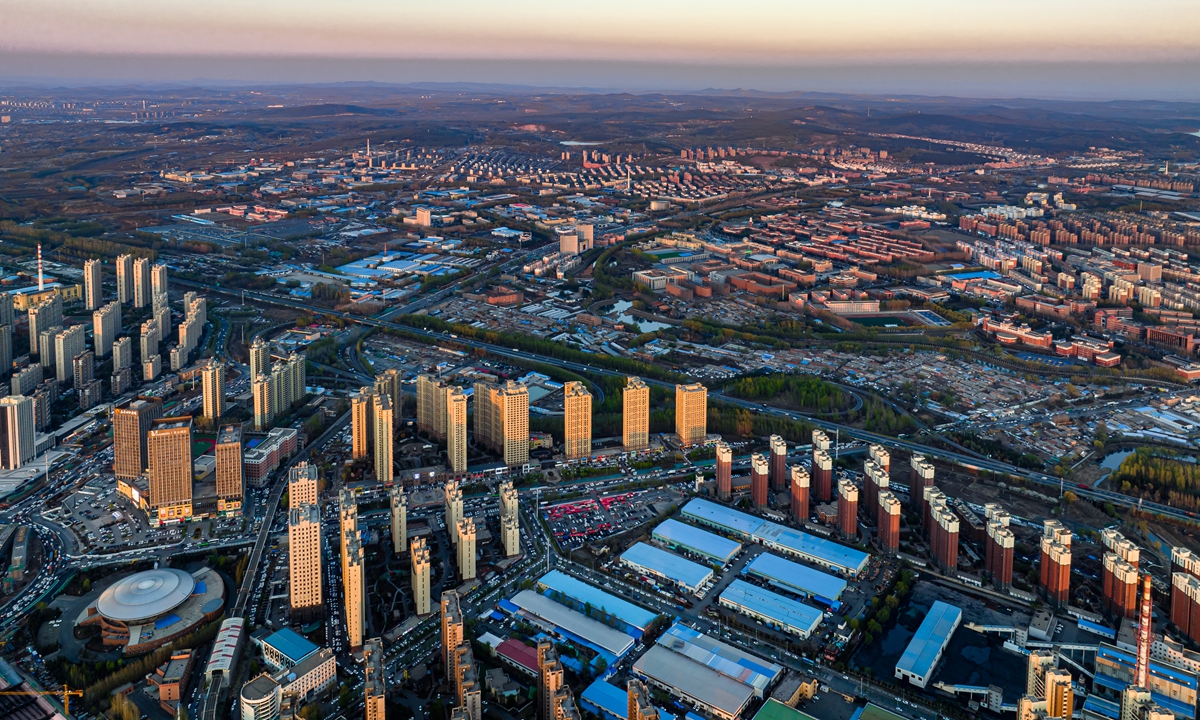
[680,499,869,577]
[744,553,848,601]
[652,519,742,565]
[536,570,657,634]
[621,542,713,592]
[657,622,782,697]
[894,601,962,688]
[717,580,822,639]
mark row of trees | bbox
[1111,448,1200,507]
[726,373,849,413]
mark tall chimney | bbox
[1136,573,1153,688]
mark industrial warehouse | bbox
[505,589,636,657]
[680,499,869,577]
[620,541,714,592]
[632,644,758,720]
[536,569,658,637]
[743,552,848,604]
[652,518,743,566]
[718,579,823,639]
[894,601,963,689]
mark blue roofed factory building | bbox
[260,627,319,671]
[536,570,658,638]
[680,499,869,578]
[717,580,823,639]
[580,679,672,720]
[621,542,714,592]
[1094,642,1199,718]
[656,622,783,698]
[894,601,962,688]
[652,519,742,566]
[744,552,848,603]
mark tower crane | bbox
[0,685,83,715]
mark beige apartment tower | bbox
[93,302,119,358]
[132,257,151,308]
[675,383,707,446]
[288,461,319,509]
[628,679,658,720]
[499,479,518,521]
[563,381,592,460]
[417,373,447,440]
[364,638,387,720]
[502,515,521,558]
[288,503,323,621]
[113,398,163,479]
[374,368,402,422]
[622,377,650,451]
[201,360,225,423]
[441,591,465,682]
[344,532,366,651]
[373,393,393,484]
[146,417,193,524]
[115,254,133,304]
[215,425,244,516]
[412,537,431,616]
[390,485,407,554]
[473,380,496,450]
[457,517,477,581]
[445,479,464,545]
[446,386,468,473]
[248,336,270,383]
[351,388,372,460]
[252,374,273,431]
[497,381,529,468]
[84,259,102,311]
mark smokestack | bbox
[37,243,43,292]
[1136,573,1153,688]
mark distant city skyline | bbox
[1,1,1199,99]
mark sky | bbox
[3,0,1199,99]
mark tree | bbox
[1063,491,1078,504]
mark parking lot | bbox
[542,487,680,551]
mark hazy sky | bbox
[3,0,1199,98]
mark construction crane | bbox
[0,685,83,715]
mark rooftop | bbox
[895,601,962,681]
[657,622,782,696]
[719,580,822,635]
[681,499,868,575]
[652,519,742,565]
[633,644,755,718]
[744,552,848,601]
[510,590,635,657]
[536,570,658,631]
[751,699,821,720]
[621,542,713,591]
[95,569,195,623]
[264,628,319,665]
[241,674,279,703]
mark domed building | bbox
[77,567,225,655]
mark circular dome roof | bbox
[96,569,195,623]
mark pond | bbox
[1098,450,1134,481]
[609,300,671,333]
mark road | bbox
[177,278,1197,528]
[234,410,352,615]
